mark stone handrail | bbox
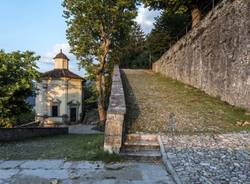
[104,65,126,153]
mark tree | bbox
[141,0,216,27]
[0,50,40,127]
[63,0,137,123]
[118,23,149,69]
[146,10,190,61]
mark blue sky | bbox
[0,0,159,76]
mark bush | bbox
[15,110,35,126]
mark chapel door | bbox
[70,107,77,122]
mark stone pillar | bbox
[104,113,125,153]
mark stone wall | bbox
[153,0,250,110]
[104,65,126,153]
[0,127,68,142]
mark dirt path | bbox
[122,69,250,134]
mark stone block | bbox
[20,160,63,169]
[0,169,19,179]
[0,161,24,169]
[19,169,69,179]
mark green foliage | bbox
[15,110,36,126]
[0,50,40,127]
[62,0,137,75]
[146,11,190,62]
[118,23,150,69]
[141,0,208,13]
[63,0,138,121]
[84,80,98,109]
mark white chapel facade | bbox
[35,50,84,127]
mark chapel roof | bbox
[53,49,69,60]
[41,69,84,80]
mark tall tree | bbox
[63,0,137,123]
[141,0,217,27]
[146,10,190,61]
[0,50,40,127]
[117,23,148,69]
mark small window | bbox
[52,105,58,117]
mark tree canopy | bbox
[141,0,206,12]
[63,0,137,122]
[117,11,190,68]
[147,10,190,61]
[0,50,40,127]
[140,0,220,27]
[118,23,149,69]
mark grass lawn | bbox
[123,69,250,134]
[0,134,121,162]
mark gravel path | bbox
[122,69,250,183]
[162,133,250,184]
[122,69,250,134]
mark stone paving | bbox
[162,132,250,184]
[0,160,175,184]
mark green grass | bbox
[0,134,121,162]
[123,69,250,134]
[157,74,250,132]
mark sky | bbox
[0,0,159,76]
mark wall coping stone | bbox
[107,65,126,115]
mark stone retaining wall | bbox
[153,0,250,110]
[104,65,126,153]
[0,127,68,142]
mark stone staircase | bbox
[120,134,161,160]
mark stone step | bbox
[126,134,158,142]
[124,140,159,146]
[120,150,162,161]
[123,141,160,151]
[121,134,161,160]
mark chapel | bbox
[35,50,84,127]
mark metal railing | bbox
[14,121,38,128]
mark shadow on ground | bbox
[121,69,140,134]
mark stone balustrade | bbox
[104,65,126,153]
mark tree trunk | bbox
[96,73,106,123]
[191,7,202,28]
[96,21,111,123]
